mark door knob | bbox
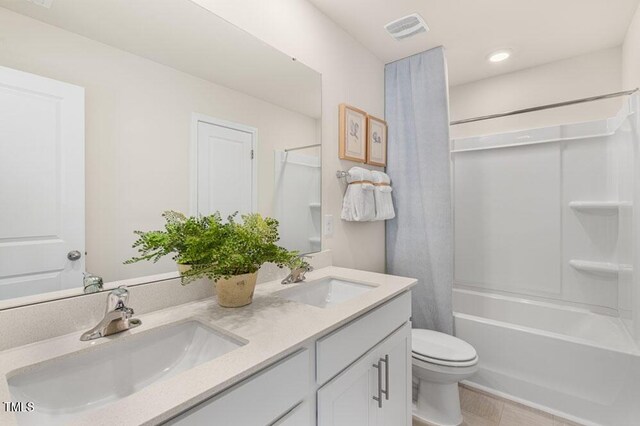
[67,250,82,261]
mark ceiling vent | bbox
[384,13,429,41]
[24,0,54,8]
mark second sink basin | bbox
[276,277,375,308]
[8,320,244,425]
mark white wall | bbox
[623,3,640,91]
[192,0,386,272]
[0,7,319,282]
[450,47,623,140]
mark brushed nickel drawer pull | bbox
[380,354,389,400]
[372,360,383,408]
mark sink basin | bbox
[8,321,243,425]
[276,277,375,308]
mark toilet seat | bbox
[412,329,478,367]
[412,354,479,382]
[412,352,478,367]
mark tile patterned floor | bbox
[412,385,584,426]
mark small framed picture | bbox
[339,104,367,163]
[366,115,387,167]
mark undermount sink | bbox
[276,277,375,308]
[8,321,244,425]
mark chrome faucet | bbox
[80,287,141,341]
[83,272,103,294]
[281,255,313,284]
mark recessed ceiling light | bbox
[488,50,512,63]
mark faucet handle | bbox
[121,306,134,319]
[298,254,313,271]
[106,287,129,313]
[83,273,104,294]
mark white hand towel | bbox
[371,170,395,220]
[341,167,376,221]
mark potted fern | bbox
[124,211,213,273]
[125,211,299,307]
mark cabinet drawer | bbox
[316,291,411,385]
[165,349,309,426]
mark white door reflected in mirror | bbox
[192,116,256,219]
[0,66,85,301]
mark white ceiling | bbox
[308,0,640,86]
[0,0,321,117]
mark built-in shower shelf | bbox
[569,260,632,275]
[309,203,321,209]
[569,201,631,214]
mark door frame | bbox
[190,113,258,217]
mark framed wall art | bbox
[366,115,387,167]
[339,103,367,162]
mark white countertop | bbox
[0,266,416,426]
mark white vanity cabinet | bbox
[317,323,412,426]
[273,402,311,425]
[315,291,412,426]
[165,291,412,426]
[165,349,311,426]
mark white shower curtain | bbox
[385,47,453,334]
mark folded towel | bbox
[371,170,395,220]
[341,167,376,221]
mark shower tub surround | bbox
[0,266,415,425]
[452,95,640,425]
[454,288,640,425]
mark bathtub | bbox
[453,288,640,426]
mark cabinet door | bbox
[375,323,412,426]
[317,322,411,426]
[317,349,380,426]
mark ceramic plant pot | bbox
[214,272,258,308]
[177,263,192,274]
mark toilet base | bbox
[414,378,463,426]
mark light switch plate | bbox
[323,214,334,237]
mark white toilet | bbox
[411,329,479,426]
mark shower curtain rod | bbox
[450,88,639,126]
[284,143,321,152]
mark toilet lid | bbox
[412,329,477,363]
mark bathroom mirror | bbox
[0,0,322,309]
